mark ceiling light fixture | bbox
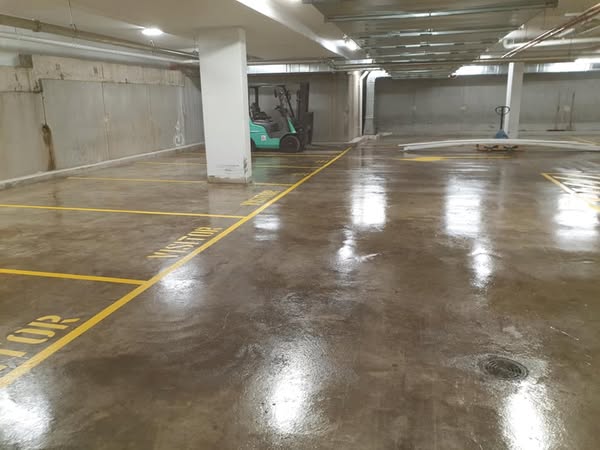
[142,27,164,37]
[344,37,360,51]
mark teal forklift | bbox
[249,83,313,153]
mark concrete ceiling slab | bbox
[0,0,348,59]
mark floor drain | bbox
[479,356,528,381]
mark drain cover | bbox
[480,356,528,380]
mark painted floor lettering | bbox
[241,190,280,206]
[148,227,224,259]
[0,316,80,372]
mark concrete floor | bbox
[1,140,600,449]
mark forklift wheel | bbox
[280,135,302,153]
[251,139,257,152]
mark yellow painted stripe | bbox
[254,165,321,169]
[140,161,322,169]
[396,155,511,162]
[0,204,243,219]
[436,155,510,159]
[0,269,144,285]
[578,194,600,202]
[554,176,600,186]
[0,349,26,357]
[254,182,293,187]
[0,146,352,389]
[252,152,339,157]
[571,137,599,145]
[139,161,206,166]
[541,173,600,212]
[562,182,600,191]
[548,173,600,180]
[69,176,206,184]
[71,177,290,188]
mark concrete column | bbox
[363,71,378,136]
[347,71,361,141]
[504,62,525,139]
[197,28,251,184]
[363,71,386,136]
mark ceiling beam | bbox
[0,14,196,60]
[332,55,587,70]
[503,2,600,58]
[353,27,517,40]
[325,1,557,23]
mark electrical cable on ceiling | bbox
[67,0,78,32]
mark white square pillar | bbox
[504,62,525,139]
[197,28,252,183]
[347,71,362,141]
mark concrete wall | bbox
[249,73,350,142]
[0,56,203,182]
[0,92,48,180]
[376,72,600,135]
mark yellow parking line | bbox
[255,165,321,169]
[542,173,600,212]
[571,137,599,145]
[0,204,243,219]
[396,155,511,162]
[552,173,600,182]
[69,176,207,184]
[70,176,291,188]
[0,146,352,389]
[253,153,339,157]
[562,181,600,190]
[139,161,206,166]
[140,161,322,169]
[254,182,293,187]
[0,269,144,285]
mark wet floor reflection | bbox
[254,213,281,242]
[0,387,51,447]
[502,381,558,450]
[444,177,499,290]
[554,195,599,251]
[258,338,330,436]
[470,242,495,289]
[444,177,483,238]
[350,174,387,230]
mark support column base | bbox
[207,175,252,185]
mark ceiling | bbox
[310,0,572,78]
[0,0,599,75]
[0,0,349,60]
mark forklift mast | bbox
[296,83,314,146]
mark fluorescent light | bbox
[576,57,600,64]
[344,38,360,51]
[142,27,163,37]
[453,65,486,76]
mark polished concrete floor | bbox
[1,140,600,449]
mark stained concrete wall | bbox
[0,93,48,180]
[0,56,203,182]
[376,72,600,135]
[249,73,350,142]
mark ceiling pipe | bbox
[355,27,517,40]
[503,37,600,49]
[503,3,600,58]
[0,14,197,60]
[365,40,498,51]
[0,31,196,65]
[333,55,588,70]
[247,58,332,66]
[326,1,556,22]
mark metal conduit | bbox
[0,14,197,61]
[503,3,600,58]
